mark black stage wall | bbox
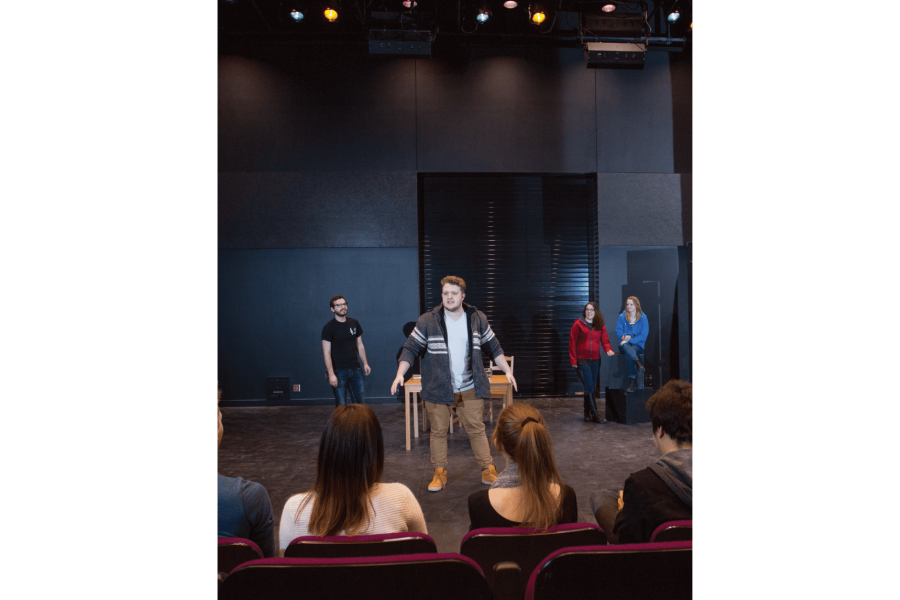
[218,44,692,404]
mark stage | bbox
[217,396,658,553]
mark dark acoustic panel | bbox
[419,174,598,397]
[219,47,417,173]
[596,173,685,246]
[669,47,693,175]
[219,171,417,249]
[596,51,674,173]
[416,47,597,173]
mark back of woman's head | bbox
[492,404,563,530]
[299,404,384,536]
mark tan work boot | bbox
[428,468,448,492]
[481,465,498,485]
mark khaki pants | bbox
[425,387,493,470]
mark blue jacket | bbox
[614,311,649,349]
[218,473,275,557]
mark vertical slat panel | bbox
[419,174,598,397]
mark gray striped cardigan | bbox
[398,303,504,405]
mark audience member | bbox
[218,402,275,557]
[590,379,692,543]
[468,404,577,530]
[279,404,427,551]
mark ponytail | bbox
[492,404,564,530]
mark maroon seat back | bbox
[218,537,263,574]
[649,520,692,542]
[460,523,607,600]
[284,532,437,558]
[525,541,692,600]
[219,553,491,600]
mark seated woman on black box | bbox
[278,404,427,552]
[615,296,649,393]
[467,404,577,530]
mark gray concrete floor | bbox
[217,396,658,554]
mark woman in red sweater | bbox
[569,302,615,424]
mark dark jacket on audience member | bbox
[614,448,692,543]
[218,473,275,558]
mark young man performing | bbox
[321,295,371,406]
[391,276,517,492]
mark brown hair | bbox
[626,296,642,321]
[646,379,692,445]
[296,404,385,536]
[330,295,346,308]
[440,275,466,293]
[582,302,605,328]
[491,404,564,530]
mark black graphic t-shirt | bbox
[321,318,363,369]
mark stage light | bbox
[601,3,616,11]
[531,4,546,24]
[477,5,492,23]
[290,9,304,21]
[667,1,681,24]
[402,0,417,7]
[324,7,338,21]
[503,1,518,7]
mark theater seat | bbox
[219,553,492,600]
[649,520,692,542]
[525,541,692,600]
[218,537,264,574]
[284,532,437,558]
[461,523,607,600]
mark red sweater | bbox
[568,319,612,365]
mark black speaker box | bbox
[605,387,654,425]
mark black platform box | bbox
[266,377,290,402]
[605,387,654,424]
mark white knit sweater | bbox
[278,482,428,551]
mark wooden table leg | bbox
[413,392,419,439]
[404,388,411,451]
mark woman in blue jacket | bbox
[615,296,649,393]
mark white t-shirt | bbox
[445,311,473,392]
[278,482,428,551]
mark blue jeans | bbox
[575,361,600,399]
[332,368,365,406]
[619,343,644,378]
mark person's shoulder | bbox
[322,319,334,333]
[282,491,312,510]
[239,477,271,499]
[467,487,490,506]
[626,467,658,488]
[417,308,439,325]
[376,482,413,497]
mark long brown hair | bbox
[626,296,643,321]
[491,404,564,530]
[296,404,385,536]
[582,301,605,328]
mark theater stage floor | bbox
[217,396,658,554]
